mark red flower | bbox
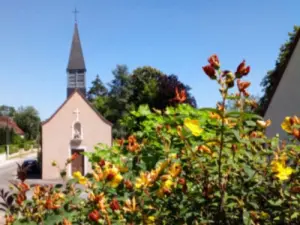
[18,182,30,192]
[124,179,133,190]
[98,159,106,167]
[88,210,100,221]
[71,152,79,161]
[236,60,250,77]
[110,198,121,211]
[16,193,26,205]
[237,79,251,97]
[208,54,220,69]
[202,65,217,79]
[172,87,187,103]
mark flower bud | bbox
[203,65,217,79]
[208,54,220,69]
[235,60,250,78]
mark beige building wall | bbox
[42,92,112,179]
[264,39,300,140]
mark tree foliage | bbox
[259,26,300,115]
[0,105,16,117]
[87,74,108,102]
[14,106,41,140]
[88,65,197,137]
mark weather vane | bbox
[72,7,79,22]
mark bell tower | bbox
[66,8,86,98]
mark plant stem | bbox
[217,91,227,223]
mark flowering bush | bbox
[2,55,300,224]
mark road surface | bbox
[0,154,37,224]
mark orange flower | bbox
[237,79,251,93]
[5,214,14,225]
[236,60,250,77]
[127,135,141,153]
[45,197,61,210]
[197,145,212,155]
[16,193,26,205]
[33,185,41,198]
[292,128,300,140]
[123,197,138,213]
[88,210,101,222]
[71,152,79,161]
[62,218,72,225]
[173,86,187,103]
[208,54,220,69]
[203,65,217,79]
[18,182,30,192]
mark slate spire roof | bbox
[67,22,86,71]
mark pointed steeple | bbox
[67,22,86,72]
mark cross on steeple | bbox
[72,7,79,23]
[73,108,80,121]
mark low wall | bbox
[0,153,6,162]
[8,148,38,159]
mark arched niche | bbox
[72,121,83,140]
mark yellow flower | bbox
[109,173,123,188]
[276,166,293,181]
[281,117,292,133]
[271,160,294,181]
[135,171,156,189]
[155,160,169,174]
[73,171,82,179]
[104,166,123,188]
[184,118,203,136]
[144,216,156,225]
[78,176,88,185]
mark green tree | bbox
[88,65,197,137]
[259,26,300,115]
[87,74,108,102]
[14,106,41,140]
[0,105,16,117]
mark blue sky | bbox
[1,0,299,120]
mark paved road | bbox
[0,154,37,224]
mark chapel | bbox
[41,20,112,180]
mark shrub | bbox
[0,145,5,154]
[9,144,19,154]
[1,55,299,225]
[23,142,31,151]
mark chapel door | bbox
[71,149,84,175]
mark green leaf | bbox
[243,209,251,225]
[268,199,283,206]
[245,120,256,127]
[138,105,151,116]
[291,212,299,219]
[244,165,255,178]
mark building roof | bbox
[0,116,25,135]
[260,29,300,116]
[67,23,86,71]
[42,89,113,127]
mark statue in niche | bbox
[73,122,82,139]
